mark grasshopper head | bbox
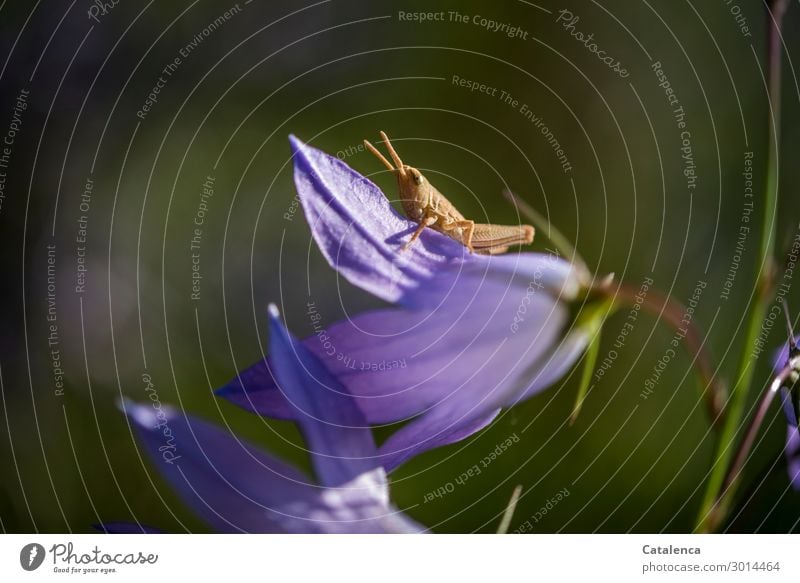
[363,131,430,209]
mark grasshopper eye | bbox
[413,174,423,186]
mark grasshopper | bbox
[363,131,535,255]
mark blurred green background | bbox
[1,0,799,533]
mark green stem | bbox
[710,376,780,527]
[694,0,787,532]
[496,485,523,534]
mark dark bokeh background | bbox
[1,0,799,533]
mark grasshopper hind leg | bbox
[470,223,535,254]
[440,219,476,252]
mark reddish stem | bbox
[600,282,727,423]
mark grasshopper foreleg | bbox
[402,214,437,251]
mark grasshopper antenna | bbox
[363,138,395,172]
[379,131,406,177]
[782,298,797,351]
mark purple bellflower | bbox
[219,136,592,471]
[774,337,800,490]
[113,305,423,533]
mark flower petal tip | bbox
[123,399,176,428]
[288,135,314,163]
[267,305,291,349]
[115,397,138,418]
[213,385,233,397]
[267,303,281,320]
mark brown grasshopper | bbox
[363,131,535,255]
